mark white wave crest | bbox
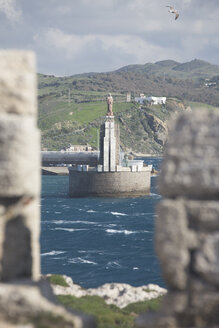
[52,220,98,225]
[106,229,136,235]
[111,212,128,216]
[54,228,88,232]
[41,250,65,257]
[68,257,97,265]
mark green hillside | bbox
[116,59,219,80]
[39,92,188,154]
[38,59,219,108]
[38,59,219,153]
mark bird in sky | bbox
[166,5,179,20]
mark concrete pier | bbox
[69,169,151,197]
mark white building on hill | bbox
[145,96,166,105]
[135,94,166,105]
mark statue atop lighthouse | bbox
[107,93,113,116]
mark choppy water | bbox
[40,157,165,288]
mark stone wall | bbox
[0,51,40,281]
[136,109,219,328]
[69,170,151,197]
[0,51,94,328]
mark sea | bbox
[40,157,165,289]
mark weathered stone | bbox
[0,51,36,116]
[155,200,190,290]
[194,233,219,286]
[0,51,40,282]
[0,199,40,281]
[160,292,188,315]
[0,50,96,328]
[0,281,95,328]
[0,116,40,197]
[159,110,219,199]
[186,201,219,232]
[136,312,177,328]
[188,290,219,326]
[137,109,219,328]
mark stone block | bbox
[155,200,190,290]
[0,282,95,328]
[0,198,40,281]
[186,201,219,232]
[0,116,40,197]
[161,291,188,315]
[137,109,219,328]
[158,110,219,199]
[136,312,177,328]
[194,232,219,286]
[19,198,40,281]
[189,289,219,326]
[0,51,36,116]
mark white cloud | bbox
[0,0,21,22]
[0,0,218,74]
[37,28,182,65]
[81,0,114,7]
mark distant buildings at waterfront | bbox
[61,143,93,152]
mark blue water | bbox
[40,157,165,288]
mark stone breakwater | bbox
[48,275,167,308]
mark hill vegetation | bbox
[38,59,219,154]
[58,294,162,328]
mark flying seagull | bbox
[166,5,179,20]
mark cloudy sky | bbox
[0,0,218,76]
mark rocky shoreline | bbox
[132,153,163,158]
[48,275,167,309]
